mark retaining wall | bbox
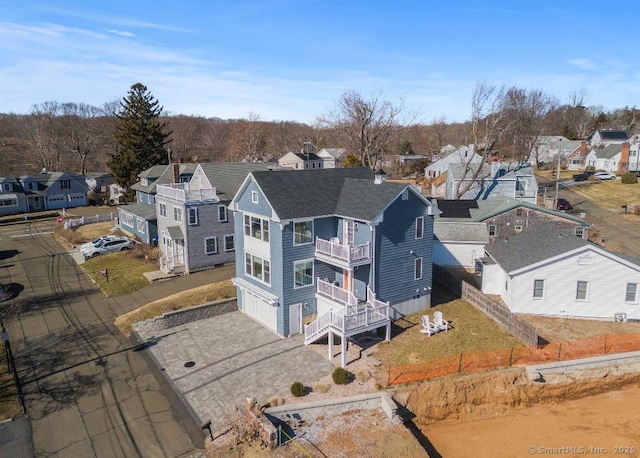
[264,392,397,423]
[133,298,238,333]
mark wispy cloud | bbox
[567,58,597,70]
[107,29,134,38]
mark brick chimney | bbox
[618,142,630,175]
[172,160,181,184]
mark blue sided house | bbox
[229,167,439,367]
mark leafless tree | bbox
[58,102,105,175]
[501,87,558,163]
[318,90,408,169]
[454,82,512,199]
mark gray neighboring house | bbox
[432,196,590,269]
[155,162,282,274]
[0,171,89,216]
[118,163,197,245]
[445,161,538,204]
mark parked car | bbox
[81,236,134,258]
[594,172,616,180]
[572,173,589,181]
[556,198,573,210]
[80,235,116,250]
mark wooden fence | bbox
[388,333,640,385]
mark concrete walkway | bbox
[136,312,335,432]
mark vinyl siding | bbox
[375,191,433,304]
[433,241,482,268]
[184,201,236,272]
[505,248,640,319]
[236,181,273,218]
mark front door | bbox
[175,240,185,266]
[343,220,354,246]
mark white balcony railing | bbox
[156,183,218,202]
[316,278,358,306]
[315,238,371,265]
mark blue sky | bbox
[1,1,639,124]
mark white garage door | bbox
[242,289,278,332]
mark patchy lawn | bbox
[518,315,640,343]
[82,250,155,297]
[115,280,236,336]
[370,297,523,367]
[569,179,640,211]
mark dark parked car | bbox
[557,198,573,210]
[572,173,588,181]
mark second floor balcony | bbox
[315,237,371,268]
[156,183,218,202]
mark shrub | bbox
[332,367,351,385]
[290,381,305,397]
[621,172,637,184]
[356,370,371,382]
[313,384,330,393]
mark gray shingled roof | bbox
[592,144,622,159]
[131,163,198,194]
[119,203,157,220]
[250,167,415,221]
[485,225,590,272]
[435,196,589,226]
[199,163,284,201]
[434,222,489,243]
[448,162,534,181]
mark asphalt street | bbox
[0,219,204,458]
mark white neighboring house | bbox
[529,136,583,167]
[589,129,628,147]
[317,148,347,168]
[584,144,624,173]
[433,222,489,268]
[629,135,640,172]
[480,225,640,320]
[278,151,324,170]
[425,145,480,179]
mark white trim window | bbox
[245,252,271,284]
[252,191,259,203]
[224,234,234,251]
[136,217,145,234]
[415,216,424,239]
[294,259,314,288]
[575,226,584,238]
[218,205,228,222]
[244,214,269,241]
[188,207,198,225]
[576,281,589,301]
[488,225,497,237]
[626,283,638,303]
[120,212,134,227]
[533,279,545,299]
[173,206,182,223]
[159,202,167,218]
[60,179,71,189]
[204,236,218,255]
[294,220,313,245]
[414,257,423,280]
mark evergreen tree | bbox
[108,83,171,194]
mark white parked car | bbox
[82,237,135,258]
[80,235,117,250]
[594,172,616,180]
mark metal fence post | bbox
[604,334,608,354]
[509,347,514,367]
[557,343,562,361]
[458,353,463,373]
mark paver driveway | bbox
[136,311,335,431]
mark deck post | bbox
[386,322,391,341]
[328,330,333,360]
[341,336,347,368]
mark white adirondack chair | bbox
[433,311,449,332]
[420,315,438,336]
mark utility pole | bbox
[554,153,560,210]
